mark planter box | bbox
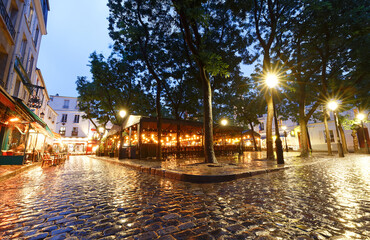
[0,156,24,165]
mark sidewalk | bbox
[90,151,334,183]
[0,162,41,181]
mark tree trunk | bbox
[351,129,359,152]
[262,51,274,160]
[266,93,274,159]
[338,122,348,154]
[299,118,309,157]
[323,109,332,155]
[156,81,162,161]
[249,121,258,151]
[201,68,217,163]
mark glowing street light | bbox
[220,119,228,146]
[327,101,338,111]
[265,73,279,88]
[357,113,369,154]
[327,100,344,157]
[118,109,128,159]
[98,126,105,134]
[265,73,284,164]
[119,110,127,118]
[221,119,228,126]
[357,113,365,121]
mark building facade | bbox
[49,95,97,154]
[255,109,369,153]
[0,0,51,165]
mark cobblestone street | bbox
[0,155,369,239]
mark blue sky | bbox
[38,0,112,97]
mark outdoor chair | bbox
[41,153,53,167]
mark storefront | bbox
[107,115,245,159]
[0,93,53,165]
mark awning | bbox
[0,86,15,111]
[53,131,61,139]
[14,98,53,137]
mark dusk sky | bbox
[38,0,254,98]
[38,0,112,97]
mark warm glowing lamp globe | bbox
[357,113,365,121]
[327,101,338,111]
[265,73,279,88]
[221,119,228,126]
[119,110,127,118]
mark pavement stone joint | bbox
[0,154,369,239]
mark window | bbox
[34,27,39,46]
[63,99,69,108]
[22,90,27,101]
[59,126,66,136]
[13,79,21,97]
[28,2,34,26]
[20,39,27,63]
[259,122,264,131]
[61,114,67,123]
[72,127,78,136]
[0,52,8,85]
[73,115,80,123]
[324,130,335,143]
[9,3,18,27]
[28,55,34,78]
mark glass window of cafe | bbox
[1,124,29,156]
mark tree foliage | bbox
[76,52,154,129]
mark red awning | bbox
[0,87,15,111]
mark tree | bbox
[231,0,297,160]
[274,0,369,156]
[108,0,178,160]
[172,0,250,163]
[76,52,154,131]
[231,77,266,151]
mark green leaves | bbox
[201,52,230,77]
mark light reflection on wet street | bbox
[0,155,369,239]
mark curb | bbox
[0,162,42,181]
[89,156,293,183]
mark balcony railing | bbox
[0,0,16,39]
[14,57,32,92]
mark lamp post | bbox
[327,100,344,157]
[265,73,284,164]
[118,110,127,159]
[357,113,369,154]
[220,118,228,147]
[282,125,288,152]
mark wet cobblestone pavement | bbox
[0,155,369,239]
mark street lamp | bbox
[221,119,228,126]
[98,126,105,134]
[265,73,284,164]
[119,110,127,118]
[357,113,369,154]
[327,100,344,157]
[220,118,228,146]
[282,125,288,152]
[118,109,127,159]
